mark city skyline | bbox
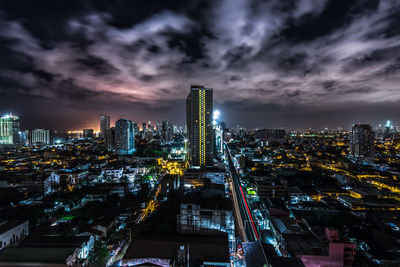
[1,1,400,130]
[0,110,399,133]
[2,2,400,266]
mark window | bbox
[200,210,212,217]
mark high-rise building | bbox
[350,124,375,161]
[115,119,135,154]
[161,120,173,143]
[212,110,224,156]
[30,129,53,145]
[133,122,140,137]
[100,115,110,137]
[186,85,213,166]
[142,123,147,133]
[156,122,161,135]
[0,113,20,145]
[104,127,115,150]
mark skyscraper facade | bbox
[214,121,224,156]
[30,129,53,145]
[133,122,140,137]
[100,115,110,137]
[350,124,375,161]
[115,119,135,154]
[0,113,20,145]
[186,85,213,166]
[104,127,115,150]
[161,120,173,143]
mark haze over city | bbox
[1,0,400,130]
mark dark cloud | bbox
[1,0,400,130]
[76,55,120,76]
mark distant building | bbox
[156,122,161,135]
[18,130,28,146]
[83,129,94,139]
[255,129,286,146]
[186,85,214,167]
[30,129,53,145]
[161,120,173,143]
[115,119,135,154]
[100,115,110,137]
[0,113,20,145]
[349,124,374,161]
[133,122,140,137]
[142,122,146,133]
[104,127,116,150]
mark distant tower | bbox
[100,115,110,137]
[115,119,135,154]
[0,113,20,145]
[350,124,375,161]
[186,85,214,167]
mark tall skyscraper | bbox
[115,119,135,154]
[30,129,53,145]
[100,115,110,137]
[350,124,375,161]
[186,85,213,166]
[0,113,20,145]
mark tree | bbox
[90,242,109,266]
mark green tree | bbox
[90,242,109,266]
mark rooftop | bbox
[0,247,76,263]
[124,233,229,263]
[284,234,328,257]
[0,220,27,234]
[21,235,90,248]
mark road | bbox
[225,144,260,242]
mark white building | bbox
[0,220,29,250]
[30,129,53,145]
[178,203,234,241]
[44,172,61,195]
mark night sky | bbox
[1,0,400,131]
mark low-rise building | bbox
[0,220,29,250]
[121,233,230,267]
[178,201,234,241]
